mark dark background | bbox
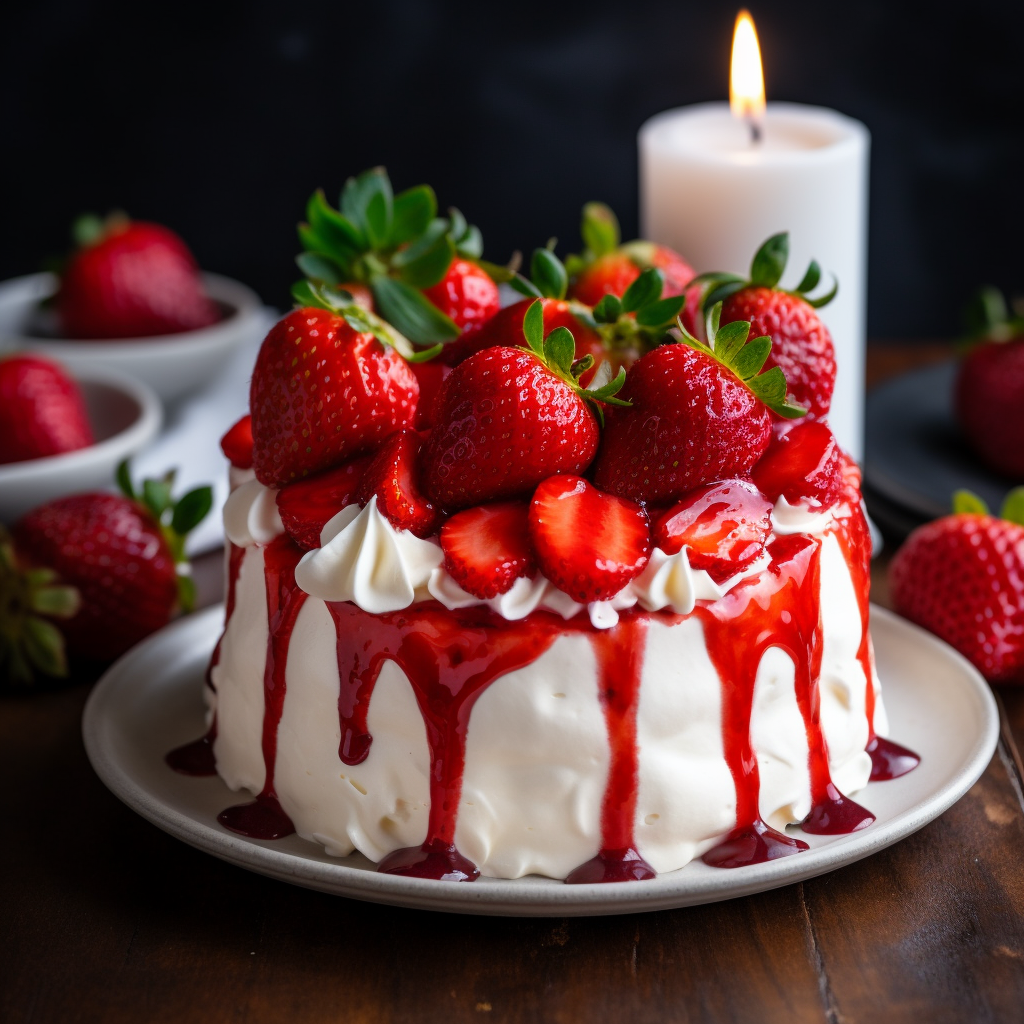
[3,0,1022,337]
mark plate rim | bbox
[82,604,1000,917]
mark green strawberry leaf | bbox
[711,319,749,367]
[953,489,989,515]
[635,294,686,328]
[749,232,789,289]
[177,573,197,614]
[479,259,516,284]
[587,366,630,405]
[543,326,576,373]
[455,224,483,259]
[22,617,68,678]
[143,478,173,520]
[621,267,664,314]
[581,202,620,258]
[72,213,105,248]
[172,487,214,536]
[531,248,568,300]
[794,259,821,295]
[296,252,343,286]
[804,278,838,309]
[593,293,622,324]
[1002,487,1024,526]
[392,220,455,289]
[523,299,545,356]
[509,274,543,299]
[116,459,135,500]
[29,584,80,618]
[731,335,772,379]
[341,168,391,244]
[703,278,746,311]
[370,276,460,345]
[306,189,365,263]
[391,185,437,246]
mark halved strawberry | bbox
[751,421,842,509]
[654,480,772,584]
[529,475,650,603]
[277,456,370,550]
[357,429,440,538]
[439,501,535,598]
[219,415,253,470]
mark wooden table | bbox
[5,344,1024,1024]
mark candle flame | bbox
[730,10,765,133]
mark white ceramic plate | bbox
[83,604,998,917]
[0,368,162,522]
[0,271,264,402]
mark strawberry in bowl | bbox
[1,462,211,684]
[0,215,263,402]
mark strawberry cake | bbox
[168,189,918,882]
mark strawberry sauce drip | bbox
[699,534,872,866]
[218,536,307,840]
[833,508,920,781]
[567,616,656,884]
[326,601,563,881]
[166,543,248,776]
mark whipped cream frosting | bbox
[223,478,284,547]
[295,502,443,614]
[771,495,836,536]
[228,478,842,630]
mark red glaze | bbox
[566,616,656,884]
[698,533,872,867]
[326,600,566,880]
[218,535,307,839]
[833,492,920,780]
[654,479,772,585]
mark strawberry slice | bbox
[220,415,253,470]
[277,457,370,550]
[529,475,650,603]
[439,501,535,599]
[752,421,842,509]
[654,480,772,584]
[357,429,441,538]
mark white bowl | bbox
[0,368,162,522]
[0,271,264,402]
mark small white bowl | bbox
[0,368,162,522]
[0,271,264,402]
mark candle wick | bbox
[748,118,762,145]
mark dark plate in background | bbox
[864,360,1021,537]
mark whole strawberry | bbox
[0,354,94,464]
[695,233,837,420]
[422,300,628,509]
[890,489,1024,684]
[423,257,500,331]
[567,202,696,309]
[8,463,212,668]
[954,287,1024,478]
[250,294,421,489]
[592,305,805,504]
[59,215,220,339]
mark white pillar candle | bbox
[638,101,870,460]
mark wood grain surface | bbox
[4,344,1023,1024]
